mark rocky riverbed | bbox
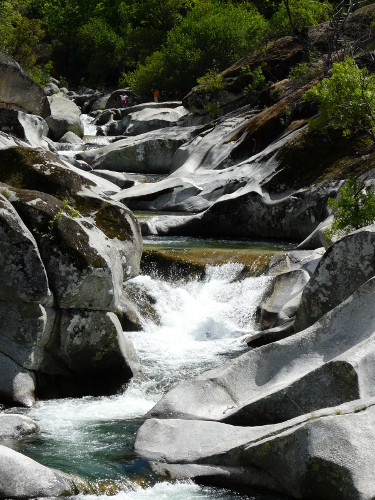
[2,6,375,497]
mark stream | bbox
[6,243,289,499]
[5,117,291,499]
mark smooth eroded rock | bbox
[0,444,77,498]
[0,414,38,439]
[0,194,51,304]
[136,399,375,499]
[295,225,375,332]
[0,52,50,117]
[147,276,375,425]
[0,353,36,407]
[46,94,83,141]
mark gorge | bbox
[2,4,375,498]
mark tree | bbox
[324,0,374,71]
[270,0,331,59]
[305,57,375,141]
[124,0,269,98]
[327,178,375,238]
[0,0,44,72]
[271,0,331,36]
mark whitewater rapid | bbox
[22,262,270,498]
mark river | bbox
[5,117,290,499]
[6,237,291,499]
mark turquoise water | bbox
[143,235,294,251]
[8,244,291,499]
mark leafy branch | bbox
[33,199,80,240]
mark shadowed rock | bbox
[0,52,50,118]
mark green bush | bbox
[0,0,45,72]
[123,50,166,100]
[242,64,267,96]
[205,101,222,118]
[197,70,224,91]
[288,61,321,87]
[304,57,375,140]
[270,0,331,37]
[326,178,375,239]
[125,0,269,99]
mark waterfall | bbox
[81,114,97,136]
[23,261,271,498]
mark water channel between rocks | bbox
[5,116,294,499]
[4,236,292,499]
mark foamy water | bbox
[22,262,270,498]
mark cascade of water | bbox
[81,114,97,136]
[21,261,271,498]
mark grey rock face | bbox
[297,215,334,250]
[0,302,55,370]
[0,109,49,149]
[116,119,338,240]
[0,195,51,304]
[0,353,36,407]
[0,52,50,117]
[44,81,59,96]
[51,310,141,379]
[91,93,111,111]
[0,142,142,404]
[256,269,310,330]
[147,276,375,425]
[136,400,375,500]
[295,225,375,332]
[46,94,84,140]
[92,170,146,188]
[251,249,325,338]
[59,131,83,144]
[80,127,197,174]
[0,444,77,498]
[0,414,38,439]
[123,106,189,136]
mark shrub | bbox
[288,61,321,87]
[270,0,331,37]
[326,178,375,239]
[205,101,222,118]
[242,64,267,96]
[125,1,269,99]
[304,57,375,141]
[197,70,224,91]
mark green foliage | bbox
[270,0,331,37]
[0,0,45,72]
[288,61,321,87]
[197,70,224,91]
[31,60,54,87]
[126,0,269,98]
[326,178,375,239]
[242,64,267,96]
[205,101,222,118]
[34,199,80,240]
[35,0,191,85]
[304,57,375,140]
[0,188,11,200]
[77,17,126,83]
[123,50,166,100]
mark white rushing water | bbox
[24,262,270,498]
[81,113,98,136]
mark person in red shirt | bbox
[120,94,128,108]
[152,89,160,102]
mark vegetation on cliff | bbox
[1,0,366,93]
[327,178,375,237]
